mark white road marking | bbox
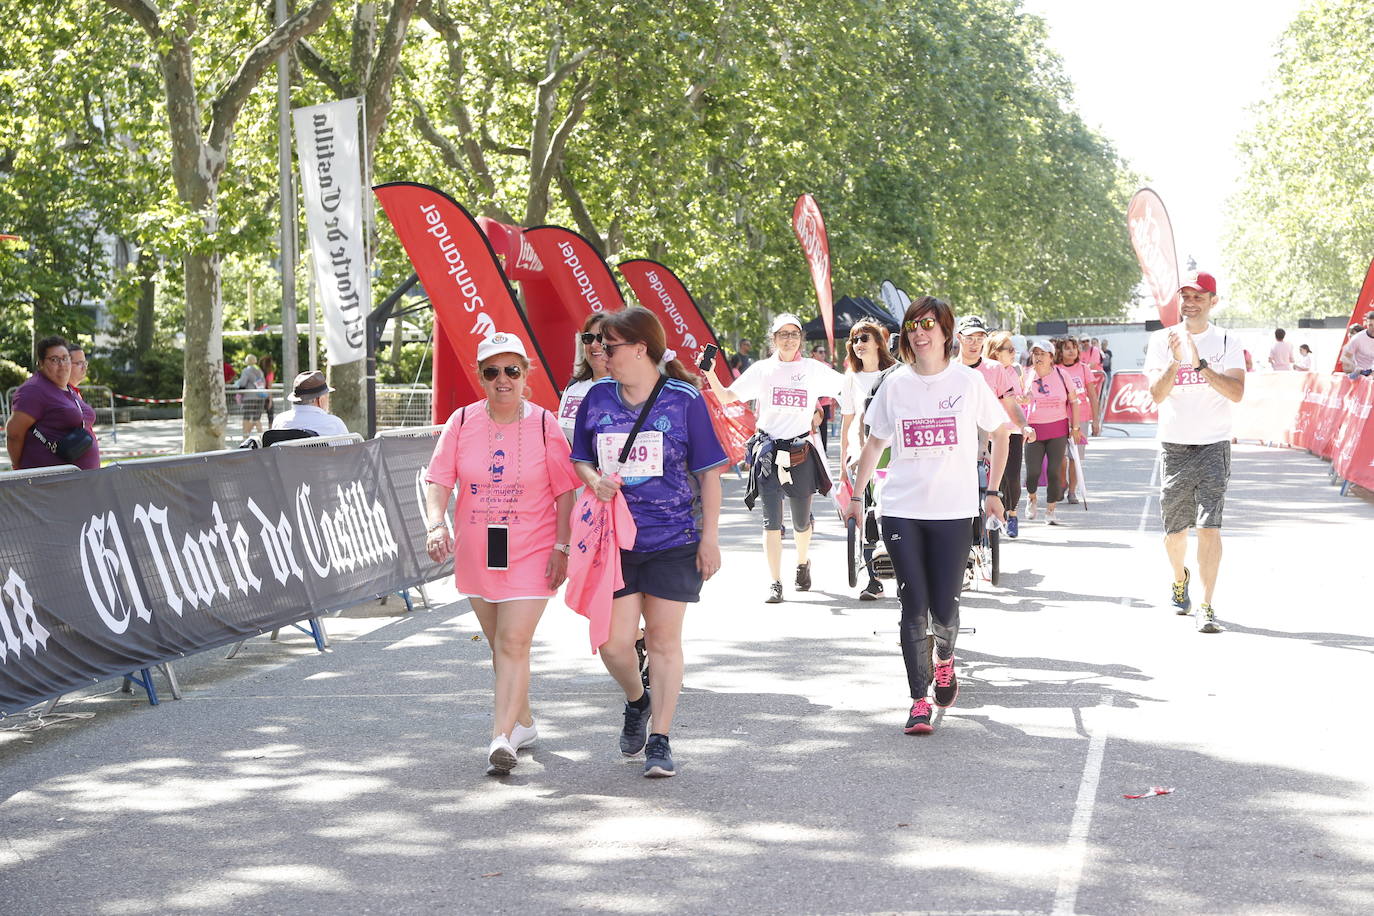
[1051,695,1114,916]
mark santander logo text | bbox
[418,203,486,314]
[557,241,606,312]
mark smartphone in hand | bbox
[698,344,719,371]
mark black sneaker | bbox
[932,655,959,708]
[643,733,676,777]
[620,691,651,756]
[860,578,883,601]
[766,581,783,603]
[904,698,934,735]
[795,560,812,591]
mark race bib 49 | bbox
[597,430,665,477]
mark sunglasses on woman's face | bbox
[580,332,603,346]
[903,316,939,332]
[481,365,524,381]
[850,333,873,344]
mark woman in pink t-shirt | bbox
[1055,337,1100,504]
[423,332,580,777]
[1021,340,1079,525]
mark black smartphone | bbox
[486,525,509,570]
[698,344,719,371]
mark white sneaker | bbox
[511,719,538,751]
[486,734,517,775]
[1046,506,1059,526]
[1026,499,1037,521]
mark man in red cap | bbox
[1142,271,1246,634]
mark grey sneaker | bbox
[620,691,651,756]
[1171,568,1192,615]
[643,733,676,778]
[1196,603,1223,634]
[766,581,784,603]
[795,560,812,591]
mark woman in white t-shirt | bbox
[706,312,844,603]
[839,319,896,600]
[843,296,1010,736]
[557,313,611,442]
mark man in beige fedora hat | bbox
[271,370,349,437]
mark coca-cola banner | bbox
[1127,188,1182,328]
[0,436,447,713]
[373,182,559,415]
[1331,256,1374,373]
[793,194,835,353]
[1101,372,1159,423]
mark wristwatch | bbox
[1194,357,1208,371]
[982,489,1004,500]
[553,543,571,555]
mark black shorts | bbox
[615,542,703,603]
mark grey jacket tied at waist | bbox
[743,431,832,510]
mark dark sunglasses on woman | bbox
[580,332,603,345]
[850,333,873,344]
[481,365,524,381]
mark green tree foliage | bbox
[5,0,1139,448]
[1225,0,1374,323]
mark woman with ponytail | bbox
[570,307,728,778]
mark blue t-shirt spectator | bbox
[571,376,727,552]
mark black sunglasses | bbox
[850,333,873,344]
[580,332,603,346]
[481,365,524,381]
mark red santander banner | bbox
[1101,371,1159,423]
[619,258,757,464]
[1331,256,1374,373]
[373,182,559,415]
[1127,188,1182,327]
[792,194,835,354]
[524,226,627,384]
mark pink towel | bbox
[564,479,637,654]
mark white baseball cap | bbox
[476,332,528,362]
[1026,338,1053,354]
[769,313,805,335]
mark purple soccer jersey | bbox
[571,377,727,552]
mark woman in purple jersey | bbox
[571,307,728,778]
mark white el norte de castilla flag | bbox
[294,98,370,365]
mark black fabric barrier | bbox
[0,435,451,713]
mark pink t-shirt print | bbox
[425,402,581,602]
[1024,370,1070,424]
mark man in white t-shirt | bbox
[706,313,843,603]
[1143,271,1246,634]
[272,370,350,438]
[1267,328,1294,371]
[1339,311,1374,374]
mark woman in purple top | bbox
[571,307,727,778]
[5,335,100,470]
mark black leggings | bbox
[1024,435,1067,504]
[881,516,972,699]
[1000,433,1024,514]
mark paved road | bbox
[1,433,1371,914]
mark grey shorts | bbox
[758,449,817,533]
[1160,441,1231,534]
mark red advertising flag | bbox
[1101,372,1160,423]
[373,182,559,413]
[1331,256,1374,372]
[1127,188,1182,327]
[524,226,627,385]
[619,258,758,465]
[793,194,835,354]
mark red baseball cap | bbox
[1178,270,1217,295]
